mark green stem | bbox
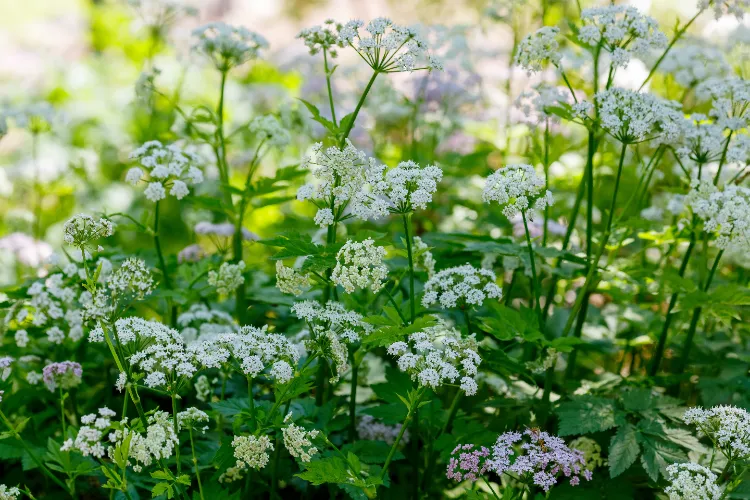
[561,291,591,384]
[216,69,233,210]
[0,409,70,493]
[171,392,181,474]
[675,250,723,374]
[59,388,67,438]
[714,132,734,185]
[247,377,255,428]
[421,390,463,492]
[585,129,595,260]
[188,427,204,500]
[348,350,359,443]
[639,11,701,91]
[384,286,408,325]
[403,213,416,324]
[339,71,379,147]
[649,229,697,376]
[482,476,501,500]
[380,390,423,481]
[542,118,550,247]
[559,141,627,340]
[521,211,542,322]
[323,49,337,126]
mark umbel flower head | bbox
[282,413,320,463]
[63,214,115,247]
[127,141,204,202]
[698,0,750,20]
[0,485,20,500]
[595,88,684,144]
[177,303,237,344]
[249,114,291,148]
[386,318,481,395]
[297,20,344,56]
[577,5,667,68]
[336,17,442,72]
[191,325,301,384]
[380,160,443,213]
[676,114,726,165]
[695,76,750,131]
[208,261,246,296]
[42,361,82,392]
[684,405,750,461]
[275,261,311,297]
[685,181,750,253]
[515,26,561,73]
[664,462,723,500]
[659,45,732,89]
[192,22,268,72]
[297,140,389,227]
[483,164,553,220]
[331,238,388,293]
[446,444,491,482]
[422,263,502,309]
[232,434,274,470]
[488,428,592,491]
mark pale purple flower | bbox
[42,361,82,392]
[446,443,491,482]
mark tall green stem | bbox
[379,390,423,481]
[542,119,550,246]
[649,229,697,376]
[171,392,181,474]
[188,428,204,500]
[323,49,337,126]
[153,200,175,325]
[0,409,70,493]
[216,70,233,210]
[348,350,359,443]
[339,71,378,147]
[639,11,701,91]
[675,250,723,374]
[522,211,542,321]
[403,213,416,323]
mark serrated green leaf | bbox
[296,456,350,486]
[609,424,640,478]
[556,396,618,436]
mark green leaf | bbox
[609,424,640,478]
[343,440,403,464]
[620,388,653,412]
[296,456,350,486]
[556,396,618,436]
[152,481,173,499]
[298,99,339,136]
[210,398,251,421]
[259,232,322,260]
[478,304,542,342]
[638,436,686,482]
[362,315,436,348]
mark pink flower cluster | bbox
[446,443,490,482]
[487,428,592,491]
[42,361,83,392]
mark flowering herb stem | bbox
[0,409,70,493]
[171,392,182,474]
[339,70,378,147]
[379,389,424,481]
[153,200,175,324]
[638,10,701,91]
[481,476,501,500]
[216,69,233,210]
[676,250,724,374]
[542,118,550,247]
[348,350,358,443]
[188,428,205,500]
[323,48,337,126]
[521,211,542,321]
[649,227,697,376]
[403,212,417,323]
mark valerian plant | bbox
[2,1,750,499]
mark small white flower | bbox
[515,26,561,73]
[144,182,166,202]
[208,261,246,295]
[331,239,388,293]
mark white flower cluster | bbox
[192,325,300,384]
[515,26,561,73]
[61,407,117,458]
[297,20,344,56]
[178,304,237,343]
[387,319,481,395]
[192,22,268,71]
[63,214,114,247]
[114,411,178,472]
[331,238,388,293]
[684,405,750,460]
[292,300,372,380]
[695,77,750,131]
[0,485,20,500]
[127,141,204,202]
[676,115,726,164]
[275,261,311,296]
[698,0,750,20]
[516,83,573,125]
[208,261,246,295]
[381,160,443,212]
[337,18,442,72]
[177,407,210,430]
[483,164,553,220]
[106,257,155,302]
[122,319,199,389]
[249,115,291,148]
[356,415,409,445]
[282,413,320,463]
[660,45,732,89]
[413,236,436,278]
[595,88,684,144]
[11,271,87,344]
[664,462,723,500]
[422,263,502,309]
[685,181,750,253]
[232,434,274,470]
[298,140,388,226]
[578,6,667,68]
